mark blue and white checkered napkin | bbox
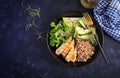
[94,0,120,42]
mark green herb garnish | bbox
[21,0,40,17]
[25,20,37,31]
[37,32,45,40]
[21,0,44,40]
[25,6,40,17]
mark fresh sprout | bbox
[21,0,40,17]
[21,0,44,40]
[24,6,40,17]
[25,20,37,32]
[37,32,45,40]
[25,21,45,40]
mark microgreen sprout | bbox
[21,0,40,17]
[21,0,44,40]
[25,20,37,32]
[25,6,40,17]
[37,31,45,40]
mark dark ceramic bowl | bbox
[47,11,104,67]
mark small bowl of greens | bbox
[47,11,103,67]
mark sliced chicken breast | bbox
[65,40,77,62]
[55,37,72,55]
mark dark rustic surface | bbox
[0,0,120,78]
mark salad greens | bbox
[50,21,69,47]
[49,17,98,47]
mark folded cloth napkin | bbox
[94,0,120,42]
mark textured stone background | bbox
[0,0,120,78]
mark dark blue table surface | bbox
[0,0,120,78]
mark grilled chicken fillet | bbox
[65,40,77,62]
[55,37,72,56]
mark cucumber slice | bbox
[89,33,98,46]
[63,17,80,27]
[75,27,91,35]
[79,18,87,28]
[77,35,90,40]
